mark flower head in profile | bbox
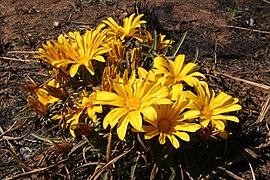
[36,24,111,77]
[81,92,103,122]
[94,69,172,140]
[103,13,146,41]
[36,80,63,106]
[154,54,205,100]
[107,39,126,66]
[184,81,242,138]
[154,54,205,87]
[138,95,201,149]
[52,106,88,137]
[141,30,173,52]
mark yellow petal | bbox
[154,56,169,73]
[174,131,190,142]
[117,115,130,140]
[180,110,200,121]
[112,82,127,98]
[103,108,129,129]
[180,63,198,76]
[93,55,105,62]
[174,54,185,75]
[70,129,76,137]
[182,76,199,87]
[213,120,226,130]
[159,133,166,145]
[167,135,180,149]
[200,118,210,127]
[211,115,240,123]
[129,110,142,130]
[85,62,95,75]
[141,106,157,122]
[189,72,206,79]
[144,129,160,139]
[95,91,125,107]
[210,92,232,109]
[212,104,242,115]
[175,123,201,132]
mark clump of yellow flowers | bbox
[26,13,241,151]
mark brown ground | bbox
[0,0,270,179]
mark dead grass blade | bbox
[262,0,270,5]
[90,146,134,180]
[217,72,270,90]
[5,159,67,180]
[224,25,270,35]
[1,56,40,63]
[7,50,39,54]
[257,94,270,124]
[6,139,32,171]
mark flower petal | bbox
[144,128,160,139]
[174,131,190,142]
[175,123,201,132]
[69,64,81,77]
[95,91,125,107]
[212,104,242,115]
[141,106,157,122]
[159,133,166,145]
[103,108,129,129]
[200,118,210,127]
[174,54,185,75]
[129,110,142,130]
[211,115,240,123]
[117,115,130,140]
[167,135,180,149]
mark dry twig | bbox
[224,25,270,35]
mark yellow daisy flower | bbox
[36,80,61,106]
[107,39,125,65]
[67,109,84,137]
[34,40,62,65]
[52,106,85,137]
[184,81,242,138]
[141,30,173,51]
[154,54,205,100]
[154,54,205,86]
[103,13,146,41]
[138,95,201,149]
[94,70,172,140]
[36,24,111,77]
[81,92,103,122]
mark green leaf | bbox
[130,153,140,179]
[173,31,188,57]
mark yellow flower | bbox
[94,70,172,140]
[130,47,141,70]
[81,92,103,122]
[103,13,146,41]
[36,24,111,77]
[34,40,62,65]
[101,65,120,92]
[184,81,242,138]
[107,39,125,65]
[52,107,84,137]
[141,30,173,51]
[154,54,205,100]
[138,95,201,149]
[66,109,84,137]
[37,80,61,106]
